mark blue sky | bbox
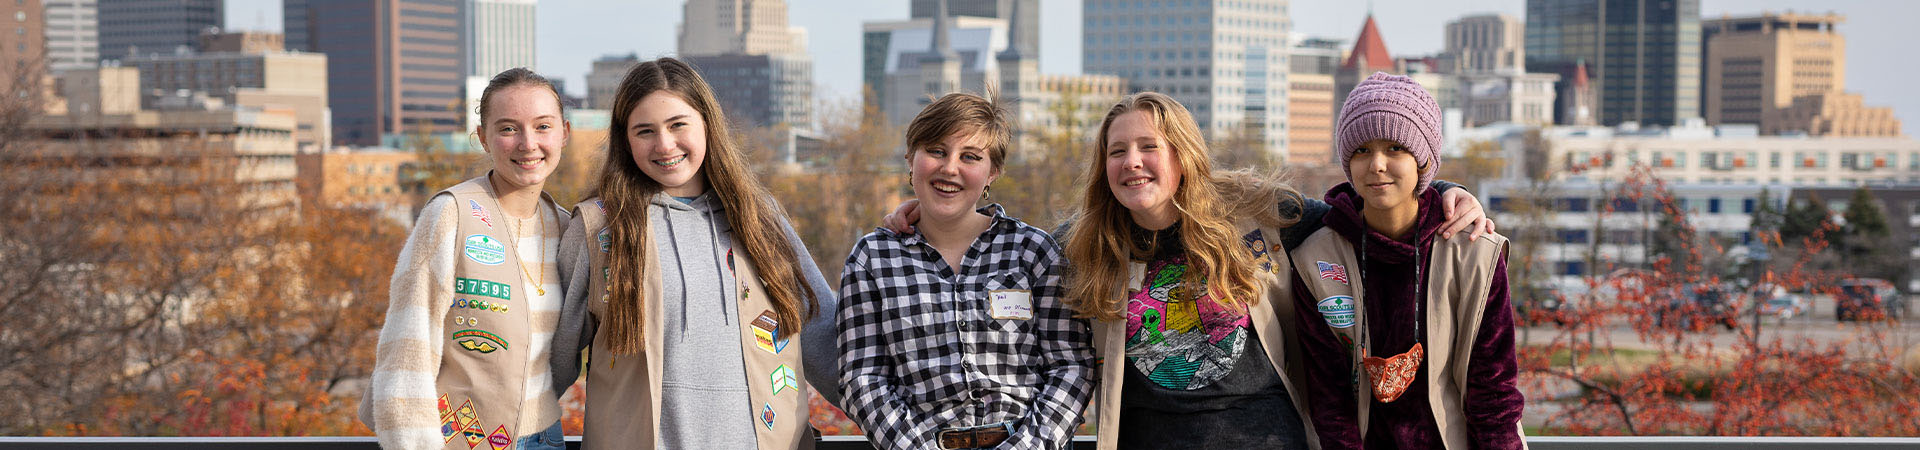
[227,0,1918,127]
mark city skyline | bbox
[221,0,1919,128]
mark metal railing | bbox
[5,436,1920,449]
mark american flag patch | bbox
[1317,261,1349,285]
[469,199,493,228]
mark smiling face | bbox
[1104,110,1183,229]
[1347,138,1422,215]
[625,91,709,197]
[479,84,568,191]
[909,128,999,222]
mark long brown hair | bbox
[1063,92,1275,321]
[594,57,815,354]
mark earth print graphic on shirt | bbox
[1124,256,1251,390]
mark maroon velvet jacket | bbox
[1290,183,1523,450]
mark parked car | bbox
[1837,278,1908,321]
[1655,283,1740,331]
[1750,283,1808,320]
[1518,281,1590,326]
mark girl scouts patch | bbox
[438,396,459,441]
[454,329,509,353]
[1317,295,1357,329]
[770,364,798,395]
[464,235,507,265]
[760,403,776,429]
[597,229,611,253]
[488,425,512,450]
[1317,261,1350,285]
[469,200,493,228]
[751,311,789,354]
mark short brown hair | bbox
[903,92,1012,172]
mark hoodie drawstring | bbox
[704,208,733,326]
[662,204,692,340]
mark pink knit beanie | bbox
[1336,72,1442,195]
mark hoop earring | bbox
[983,184,992,201]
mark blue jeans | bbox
[515,421,565,450]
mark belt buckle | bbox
[938,422,1010,449]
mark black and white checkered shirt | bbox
[836,204,1095,450]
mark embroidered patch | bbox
[1317,261,1350,285]
[770,364,798,395]
[597,229,611,253]
[469,199,493,228]
[1317,295,1358,329]
[452,316,479,327]
[463,420,485,449]
[455,277,511,300]
[438,395,458,441]
[760,403,776,430]
[450,399,478,444]
[453,329,509,353]
[1242,230,1273,272]
[487,425,511,450]
[464,234,507,265]
[751,311,789,354]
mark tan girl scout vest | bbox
[1088,221,1320,450]
[574,199,814,450]
[435,177,561,450]
[1289,229,1520,450]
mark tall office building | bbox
[126,35,332,151]
[291,0,467,147]
[864,11,1007,128]
[911,0,1038,56]
[1525,0,1701,127]
[1701,12,1898,137]
[97,0,222,60]
[467,0,535,78]
[678,0,804,57]
[585,53,639,110]
[1703,12,1841,127]
[678,0,811,129]
[1442,14,1524,74]
[1083,0,1292,159]
[1442,14,1558,127]
[3,0,45,95]
[683,53,812,128]
[42,0,97,73]
[1286,36,1341,166]
[283,0,310,51]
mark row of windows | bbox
[1493,195,1766,216]
[1091,0,1282,13]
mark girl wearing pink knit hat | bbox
[1289,72,1525,450]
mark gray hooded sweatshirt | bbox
[551,191,841,448]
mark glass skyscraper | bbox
[1525,0,1700,127]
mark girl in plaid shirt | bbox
[836,93,1097,450]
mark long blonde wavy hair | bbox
[594,57,816,355]
[1063,92,1299,321]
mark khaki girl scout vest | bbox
[574,199,814,450]
[435,176,562,450]
[1088,220,1321,450]
[1289,229,1522,450]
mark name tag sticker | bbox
[989,290,1034,320]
